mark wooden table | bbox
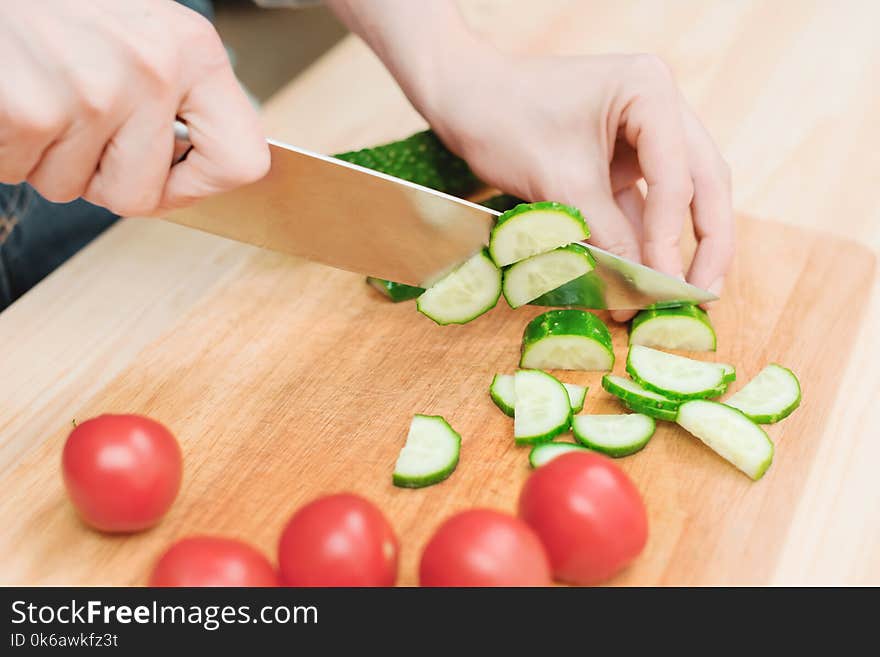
[1,0,878,585]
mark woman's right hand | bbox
[0,0,269,216]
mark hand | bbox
[422,50,734,320]
[0,0,269,217]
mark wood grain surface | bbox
[0,214,873,585]
[1,0,879,584]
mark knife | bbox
[164,131,716,310]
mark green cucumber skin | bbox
[416,248,501,326]
[514,421,570,447]
[529,271,607,309]
[489,201,590,267]
[571,416,656,458]
[629,304,717,351]
[522,309,614,351]
[335,131,481,197]
[625,349,724,401]
[480,194,525,213]
[720,365,737,384]
[366,277,425,302]
[501,244,595,309]
[528,442,590,468]
[392,415,461,489]
[492,201,589,235]
[601,375,681,412]
[489,374,516,418]
[621,399,679,422]
[726,363,802,424]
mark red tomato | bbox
[278,493,398,587]
[149,536,278,587]
[519,451,648,585]
[61,414,182,533]
[419,509,552,587]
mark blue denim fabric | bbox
[0,185,117,309]
[0,0,215,312]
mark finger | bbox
[83,104,176,217]
[609,140,642,193]
[160,63,268,211]
[0,77,67,184]
[621,77,693,277]
[682,112,735,308]
[614,184,645,242]
[27,118,115,204]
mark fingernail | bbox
[708,276,725,296]
[700,276,725,310]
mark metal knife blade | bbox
[163,136,717,309]
[165,138,493,288]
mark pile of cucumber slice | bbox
[490,369,657,460]
[349,132,802,486]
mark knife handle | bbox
[172,120,192,163]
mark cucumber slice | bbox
[529,270,607,309]
[489,374,516,418]
[335,130,481,197]
[719,363,737,383]
[676,400,774,480]
[601,374,680,411]
[514,370,571,445]
[366,277,425,302]
[629,304,717,351]
[529,442,590,468]
[571,413,655,457]
[491,374,587,416]
[563,383,588,414]
[502,244,595,309]
[480,193,525,213]
[393,414,462,488]
[489,202,589,267]
[724,364,801,424]
[622,399,679,422]
[417,248,501,325]
[626,345,726,400]
[520,309,614,371]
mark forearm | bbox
[324,0,491,120]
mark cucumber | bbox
[622,399,679,422]
[335,130,481,197]
[626,345,727,400]
[514,370,571,445]
[489,202,589,267]
[529,442,590,468]
[416,248,501,325]
[601,374,680,411]
[676,400,774,480]
[480,193,525,213]
[724,364,801,424]
[489,374,516,417]
[571,413,656,457]
[366,277,425,302]
[490,374,587,416]
[529,271,607,309]
[719,363,737,384]
[629,304,717,351]
[520,309,614,371]
[563,383,588,414]
[502,244,595,309]
[393,414,462,488]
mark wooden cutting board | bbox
[0,214,874,586]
